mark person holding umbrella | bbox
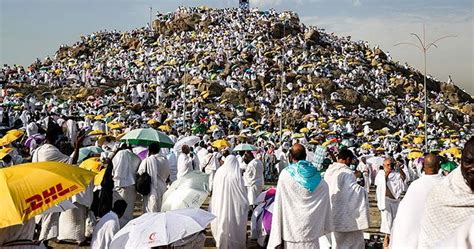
[111,143,141,227]
[33,122,86,245]
[242,151,264,209]
[137,142,170,213]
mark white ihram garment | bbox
[210,156,248,249]
[137,154,170,212]
[390,174,443,249]
[268,170,332,249]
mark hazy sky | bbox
[1,0,473,94]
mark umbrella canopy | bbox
[132,146,148,160]
[79,157,105,186]
[0,148,13,159]
[0,162,95,228]
[173,136,200,153]
[7,129,25,138]
[78,146,104,163]
[440,161,457,172]
[440,147,462,158]
[121,128,174,148]
[0,133,23,146]
[158,125,171,132]
[161,171,209,212]
[24,134,45,148]
[360,143,373,150]
[211,139,230,149]
[111,209,215,248]
[233,143,258,152]
[407,151,424,160]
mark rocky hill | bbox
[5,7,473,132]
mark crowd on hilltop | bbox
[0,6,472,249]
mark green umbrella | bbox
[440,161,457,173]
[233,143,258,152]
[121,128,174,148]
[78,146,104,163]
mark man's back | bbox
[417,168,474,248]
[390,174,443,248]
[324,162,369,232]
[268,169,332,248]
[91,211,120,249]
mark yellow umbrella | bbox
[7,129,25,138]
[105,112,115,118]
[212,140,231,149]
[85,114,95,120]
[246,118,256,123]
[407,151,423,160]
[147,119,158,125]
[0,162,95,228]
[300,127,310,133]
[108,121,124,130]
[209,125,219,131]
[440,147,462,158]
[158,125,171,132]
[0,133,22,146]
[246,107,255,113]
[208,111,216,115]
[361,143,373,150]
[89,130,105,136]
[94,115,104,120]
[413,137,424,145]
[0,148,13,159]
[79,157,106,186]
[241,121,249,126]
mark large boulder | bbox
[338,88,359,105]
[462,103,474,117]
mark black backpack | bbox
[136,172,151,196]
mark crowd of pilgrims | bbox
[0,5,472,249]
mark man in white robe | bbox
[202,148,220,191]
[90,200,127,249]
[268,144,332,249]
[374,157,406,248]
[32,123,84,244]
[324,149,369,249]
[210,156,249,249]
[390,154,442,249]
[57,182,94,244]
[242,151,264,207]
[137,143,170,212]
[417,138,474,248]
[177,145,194,179]
[111,145,141,227]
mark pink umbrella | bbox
[256,188,276,233]
[132,146,148,160]
[24,134,45,148]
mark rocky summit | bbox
[2,7,472,139]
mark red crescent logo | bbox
[148,232,156,242]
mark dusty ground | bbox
[49,184,383,248]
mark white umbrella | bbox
[110,209,215,248]
[362,121,371,126]
[173,135,200,153]
[161,171,209,211]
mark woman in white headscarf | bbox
[210,155,249,249]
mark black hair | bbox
[338,149,354,161]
